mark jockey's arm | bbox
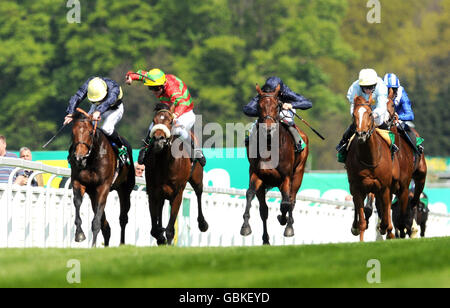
[125,70,148,84]
[399,90,414,121]
[281,86,312,110]
[66,77,93,114]
[243,96,259,117]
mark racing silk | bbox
[156,74,194,117]
[243,76,312,117]
[347,77,388,126]
[66,77,123,114]
[393,86,414,121]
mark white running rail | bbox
[1,157,449,248]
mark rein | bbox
[354,103,380,168]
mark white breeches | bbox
[88,103,124,136]
[148,110,195,141]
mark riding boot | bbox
[190,134,206,167]
[336,123,356,152]
[399,122,421,155]
[287,125,305,153]
[109,130,130,166]
[138,134,153,165]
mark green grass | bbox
[0,237,449,288]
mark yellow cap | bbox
[143,69,166,86]
[87,77,108,102]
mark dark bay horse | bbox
[144,104,208,245]
[240,84,309,245]
[345,95,400,241]
[69,108,135,247]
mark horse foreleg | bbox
[166,191,183,245]
[241,174,262,237]
[379,189,394,239]
[118,186,132,245]
[256,187,270,245]
[72,182,86,242]
[352,193,367,241]
[91,184,110,247]
[398,188,410,239]
[149,193,166,245]
[279,177,294,237]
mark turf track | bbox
[0,237,448,288]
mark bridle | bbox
[354,103,375,139]
[354,103,380,168]
[72,108,99,160]
[258,94,282,123]
[150,109,175,147]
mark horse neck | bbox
[356,132,381,167]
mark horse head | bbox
[386,88,397,128]
[71,108,98,168]
[256,83,281,137]
[353,95,375,144]
[150,104,174,153]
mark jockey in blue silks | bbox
[336,68,399,162]
[383,73,423,154]
[64,76,130,165]
[243,76,313,152]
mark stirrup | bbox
[295,143,303,153]
[391,144,399,153]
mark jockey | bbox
[243,76,312,152]
[383,73,424,154]
[64,76,130,165]
[125,68,206,166]
[336,68,398,161]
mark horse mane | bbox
[72,110,90,121]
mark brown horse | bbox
[240,84,309,245]
[144,104,208,245]
[345,95,399,241]
[386,92,427,237]
[69,108,135,247]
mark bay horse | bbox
[69,108,135,247]
[144,103,208,245]
[240,84,309,245]
[385,92,427,237]
[345,95,400,241]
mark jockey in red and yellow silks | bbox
[125,68,205,166]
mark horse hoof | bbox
[387,233,395,240]
[198,220,209,232]
[157,238,167,246]
[75,232,86,242]
[284,226,294,237]
[351,227,360,236]
[240,225,252,236]
[263,241,270,246]
[277,215,287,226]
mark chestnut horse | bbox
[240,84,309,245]
[345,95,399,241]
[144,104,208,245]
[69,108,135,247]
[386,94,427,237]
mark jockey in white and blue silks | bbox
[336,68,397,159]
[383,73,424,154]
